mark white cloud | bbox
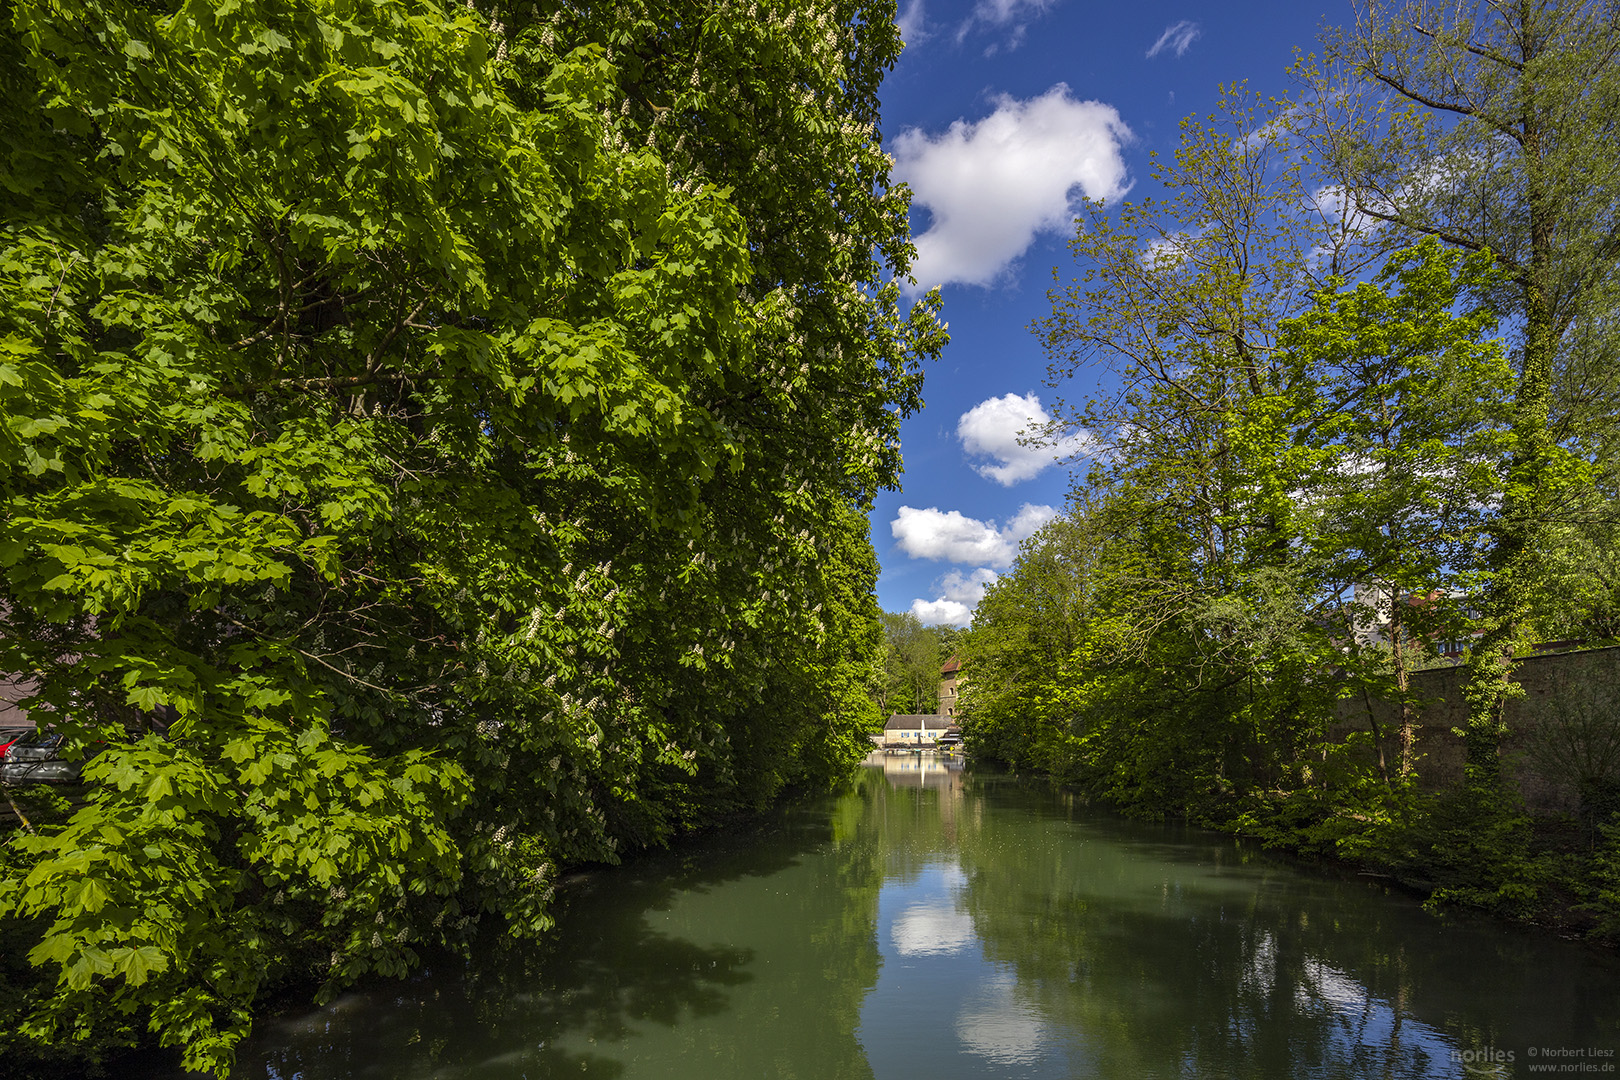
[1304,184,1388,270]
[1307,184,1387,238]
[943,566,999,603]
[958,392,1092,485]
[897,0,927,44]
[911,567,999,627]
[893,86,1132,292]
[954,0,1053,52]
[912,597,974,626]
[892,507,1007,566]
[1004,502,1059,540]
[891,504,1056,568]
[967,0,1051,28]
[1139,229,1197,270]
[1238,110,1296,152]
[1146,20,1200,59]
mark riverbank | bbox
[982,755,1620,950]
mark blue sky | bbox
[870,0,1339,623]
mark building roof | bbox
[941,655,961,675]
[884,713,954,731]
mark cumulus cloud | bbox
[891,504,1056,568]
[911,567,999,627]
[1004,503,1058,541]
[892,86,1131,291]
[943,566,999,603]
[1146,20,1200,59]
[911,598,972,626]
[958,392,1092,485]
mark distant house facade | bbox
[1349,582,1499,661]
[884,713,953,747]
[939,655,963,719]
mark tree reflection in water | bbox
[876,769,1617,1079]
[157,794,886,1080]
[134,756,1617,1079]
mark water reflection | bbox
[890,867,973,957]
[957,973,1049,1068]
[929,776,1617,1080]
[136,797,884,1080]
[138,756,1618,1079]
[876,748,964,790]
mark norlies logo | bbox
[1453,1047,1515,1077]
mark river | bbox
[160,752,1619,1079]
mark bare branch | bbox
[1365,67,1524,145]
[1408,20,1524,71]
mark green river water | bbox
[166,752,1619,1079]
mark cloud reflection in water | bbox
[956,972,1050,1067]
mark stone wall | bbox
[1330,645,1620,815]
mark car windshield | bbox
[10,731,61,749]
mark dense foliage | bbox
[0,0,943,1071]
[961,4,1620,940]
[974,232,1510,805]
[873,610,958,716]
[1303,0,1620,773]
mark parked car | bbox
[0,724,33,759]
[0,730,101,786]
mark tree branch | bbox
[1409,21,1524,72]
[1365,67,1523,145]
[1350,198,1529,281]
